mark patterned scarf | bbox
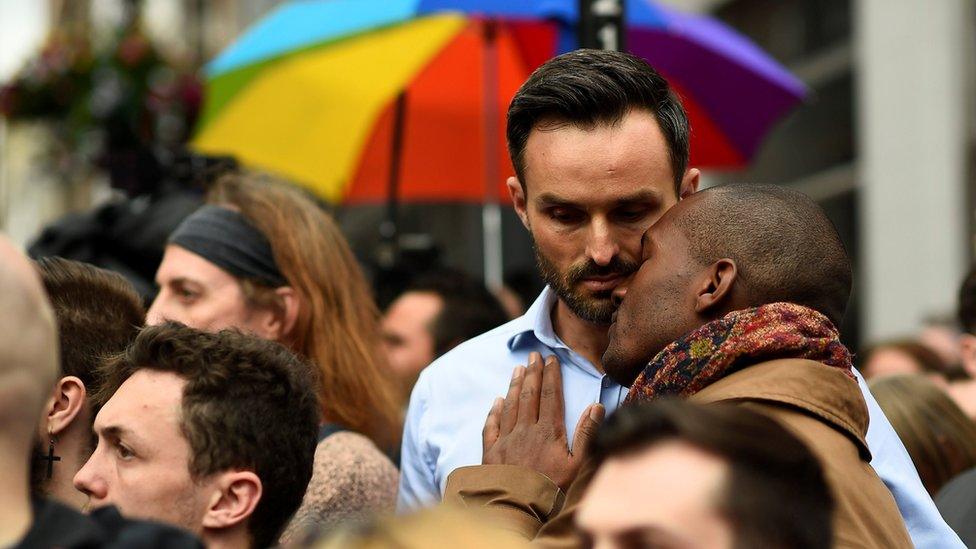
[626,302,854,403]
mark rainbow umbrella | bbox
[192,0,807,206]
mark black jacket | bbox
[15,498,203,549]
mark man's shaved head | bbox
[0,235,59,445]
[676,184,852,327]
[604,184,853,386]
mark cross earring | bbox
[41,431,61,479]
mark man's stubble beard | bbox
[532,238,638,326]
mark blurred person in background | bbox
[382,268,509,403]
[494,285,527,320]
[870,375,976,496]
[310,508,529,549]
[942,270,976,542]
[74,322,318,549]
[496,268,545,320]
[576,400,833,549]
[146,173,400,540]
[949,265,976,419]
[859,338,959,384]
[919,315,964,369]
[936,465,976,548]
[31,258,145,510]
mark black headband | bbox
[169,205,288,288]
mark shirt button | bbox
[601,377,611,389]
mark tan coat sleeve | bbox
[443,465,565,539]
[443,462,596,548]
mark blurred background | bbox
[0,0,974,356]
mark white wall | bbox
[856,0,974,339]
[0,1,47,83]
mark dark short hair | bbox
[506,49,689,193]
[675,184,852,327]
[36,257,145,390]
[404,268,509,357]
[95,323,319,549]
[591,399,832,549]
[959,265,976,335]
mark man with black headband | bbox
[147,205,297,339]
[147,174,402,542]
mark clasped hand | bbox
[481,352,605,491]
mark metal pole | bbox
[578,0,626,51]
[377,92,408,269]
[481,19,503,291]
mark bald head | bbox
[677,184,852,327]
[0,236,59,442]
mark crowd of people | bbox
[5,49,976,548]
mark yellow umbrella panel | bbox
[193,14,467,203]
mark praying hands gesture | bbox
[482,352,606,491]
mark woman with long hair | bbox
[147,172,401,539]
[870,374,976,495]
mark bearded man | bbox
[399,47,698,510]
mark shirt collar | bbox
[507,286,566,351]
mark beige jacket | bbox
[444,359,913,549]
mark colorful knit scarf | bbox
[626,302,854,403]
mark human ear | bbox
[257,286,301,343]
[507,176,530,229]
[272,286,301,341]
[679,168,701,199]
[960,334,976,378]
[201,471,262,531]
[693,259,738,315]
[46,376,87,437]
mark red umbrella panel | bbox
[345,19,557,205]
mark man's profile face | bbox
[382,291,443,396]
[73,370,215,534]
[513,109,684,325]
[604,201,702,386]
[576,440,734,549]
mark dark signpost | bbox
[578,0,626,51]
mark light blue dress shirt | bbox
[397,287,963,548]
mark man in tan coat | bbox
[445,185,913,548]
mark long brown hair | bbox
[870,374,976,495]
[208,173,401,448]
